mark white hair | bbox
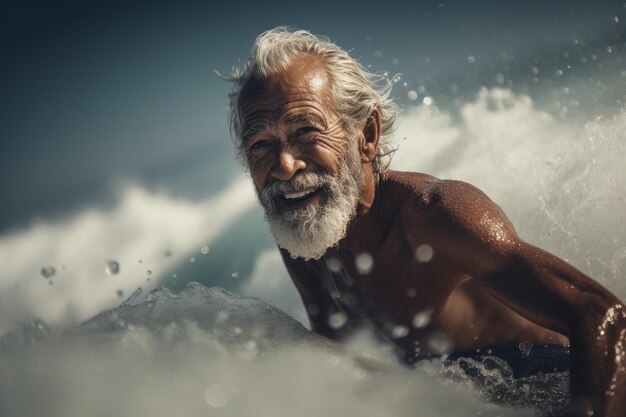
[225,26,397,174]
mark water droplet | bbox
[307,304,320,315]
[406,288,417,298]
[391,325,409,339]
[231,272,239,278]
[422,96,432,106]
[164,250,172,257]
[172,273,177,278]
[41,266,56,279]
[328,312,348,329]
[374,50,383,58]
[428,332,453,355]
[531,66,539,75]
[326,257,342,272]
[205,384,231,408]
[138,259,143,263]
[415,244,434,262]
[519,341,534,357]
[614,16,619,23]
[146,270,152,276]
[48,280,54,286]
[391,58,399,66]
[355,253,374,274]
[407,90,418,101]
[413,308,433,328]
[200,245,210,255]
[189,257,196,263]
[105,260,120,275]
[115,289,124,298]
[467,55,475,64]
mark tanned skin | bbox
[239,54,626,417]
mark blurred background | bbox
[1,0,625,336]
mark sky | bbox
[0,0,625,334]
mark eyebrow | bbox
[242,112,327,143]
[241,125,264,143]
[283,112,326,127]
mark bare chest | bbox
[313,237,466,348]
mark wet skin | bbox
[239,55,626,417]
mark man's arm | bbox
[406,179,625,417]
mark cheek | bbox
[309,135,348,171]
[248,157,272,190]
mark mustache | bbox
[261,171,331,199]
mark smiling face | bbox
[239,55,364,260]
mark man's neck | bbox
[355,164,377,216]
[339,167,384,253]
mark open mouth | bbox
[279,187,323,208]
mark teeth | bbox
[283,188,316,200]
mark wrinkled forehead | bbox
[238,55,333,122]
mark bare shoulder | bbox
[380,170,440,205]
[383,171,520,251]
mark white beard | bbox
[257,144,363,261]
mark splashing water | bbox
[0,283,558,417]
[1,36,624,417]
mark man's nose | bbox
[270,146,306,181]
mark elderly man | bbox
[226,27,625,416]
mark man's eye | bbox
[296,127,316,136]
[250,140,271,151]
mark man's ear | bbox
[360,108,381,163]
